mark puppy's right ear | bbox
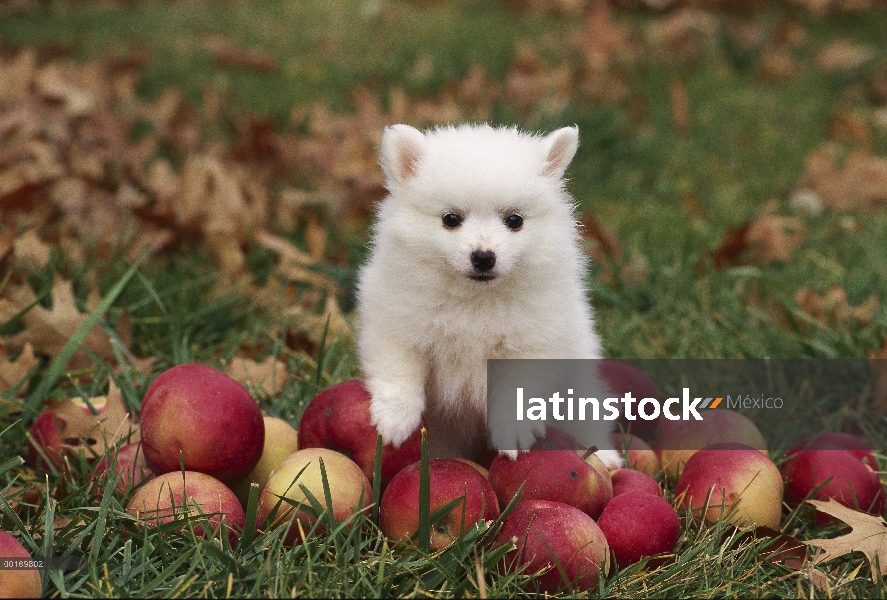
[380,124,425,186]
[541,126,579,179]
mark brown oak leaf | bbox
[46,380,139,458]
[801,144,887,212]
[295,295,354,342]
[200,34,278,73]
[0,276,131,361]
[224,356,289,397]
[0,342,38,397]
[744,214,806,264]
[711,205,805,268]
[795,285,879,327]
[12,229,51,269]
[804,499,887,582]
[816,40,874,72]
[255,230,342,294]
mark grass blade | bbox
[418,427,430,554]
[372,434,383,524]
[26,256,146,415]
[242,482,260,548]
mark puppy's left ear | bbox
[380,124,426,186]
[541,126,579,179]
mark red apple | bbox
[0,530,42,598]
[380,458,499,551]
[675,442,783,529]
[612,432,661,477]
[297,380,422,488]
[597,491,680,567]
[94,443,155,494]
[495,499,609,594]
[258,448,371,545]
[787,433,877,470]
[611,469,662,498]
[453,458,490,479]
[139,366,264,485]
[490,431,612,519]
[533,427,582,451]
[142,363,221,411]
[656,409,767,481]
[26,410,67,472]
[232,417,300,506]
[782,448,885,524]
[600,360,662,441]
[126,471,245,544]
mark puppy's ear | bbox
[380,124,426,186]
[541,126,579,179]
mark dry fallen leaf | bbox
[828,111,873,149]
[644,8,719,62]
[802,145,887,212]
[46,380,139,459]
[729,525,809,568]
[291,295,355,343]
[816,39,874,72]
[224,355,289,397]
[795,285,879,327]
[35,61,97,117]
[758,49,800,81]
[804,499,887,582]
[305,212,328,261]
[670,79,690,135]
[12,229,51,269]
[0,276,131,362]
[710,203,805,267]
[0,342,39,397]
[568,0,633,106]
[255,230,342,294]
[2,482,42,515]
[200,34,278,73]
[0,49,36,104]
[744,213,806,264]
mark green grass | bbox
[3,0,887,596]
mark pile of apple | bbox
[17,361,887,595]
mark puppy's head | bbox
[377,124,580,284]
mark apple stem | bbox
[581,446,598,461]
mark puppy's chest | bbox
[416,301,535,353]
[420,325,517,363]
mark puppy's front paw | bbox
[367,382,423,447]
[593,448,624,470]
[490,420,542,459]
[498,449,520,461]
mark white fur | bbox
[357,123,621,468]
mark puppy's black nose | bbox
[470,250,496,272]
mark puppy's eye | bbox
[442,213,462,229]
[505,214,523,230]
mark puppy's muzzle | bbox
[469,250,496,281]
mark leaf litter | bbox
[805,499,887,583]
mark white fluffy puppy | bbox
[357,123,620,467]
